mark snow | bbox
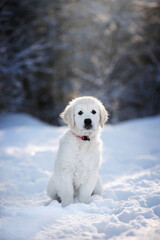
[0,113,160,240]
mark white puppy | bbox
[47,96,108,207]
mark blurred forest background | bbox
[0,0,160,125]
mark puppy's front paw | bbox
[61,197,73,207]
[79,195,90,204]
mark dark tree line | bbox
[0,0,160,124]
[0,0,63,124]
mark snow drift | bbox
[0,113,160,240]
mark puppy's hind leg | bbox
[93,175,103,196]
[47,174,57,200]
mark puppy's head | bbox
[60,96,108,134]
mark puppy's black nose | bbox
[84,118,92,125]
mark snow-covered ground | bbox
[0,113,160,240]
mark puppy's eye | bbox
[92,110,96,114]
[78,111,83,115]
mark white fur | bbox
[47,96,108,207]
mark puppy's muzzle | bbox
[84,118,92,130]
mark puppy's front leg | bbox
[58,176,74,207]
[79,174,97,204]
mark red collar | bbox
[76,135,90,141]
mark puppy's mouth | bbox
[84,124,93,130]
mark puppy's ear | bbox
[99,102,109,127]
[60,103,75,128]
